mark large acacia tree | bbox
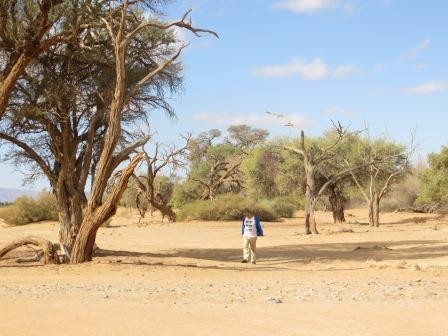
[0,0,217,263]
[0,0,102,119]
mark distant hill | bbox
[0,188,40,203]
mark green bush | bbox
[258,196,298,218]
[415,146,448,208]
[0,192,58,225]
[177,194,297,222]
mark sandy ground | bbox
[1,209,448,336]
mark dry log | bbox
[0,236,58,264]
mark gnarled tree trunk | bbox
[328,182,346,224]
[70,154,144,263]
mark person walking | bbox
[241,208,263,264]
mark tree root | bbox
[0,236,60,264]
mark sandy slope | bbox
[1,209,448,336]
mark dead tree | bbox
[193,155,243,200]
[132,137,190,222]
[283,121,353,234]
[69,3,217,263]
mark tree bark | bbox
[0,54,32,118]
[303,150,318,234]
[0,237,58,264]
[328,182,346,224]
[367,192,380,227]
[372,192,380,227]
[304,191,313,234]
[70,153,144,264]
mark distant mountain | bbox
[0,188,40,203]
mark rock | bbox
[266,297,283,304]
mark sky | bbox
[1,0,447,190]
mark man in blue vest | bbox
[241,208,263,264]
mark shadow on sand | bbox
[96,239,448,267]
[1,239,447,270]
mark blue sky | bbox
[1,0,447,189]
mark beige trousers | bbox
[242,236,257,262]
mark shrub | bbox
[259,196,299,218]
[177,194,297,222]
[415,147,448,208]
[0,192,58,225]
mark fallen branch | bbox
[0,236,59,264]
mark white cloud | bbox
[273,0,336,13]
[273,0,355,14]
[333,64,357,78]
[252,57,356,80]
[401,81,448,95]
[191,112,308,129]
[400,38,431,61]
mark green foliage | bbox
[416,146,448,206]
[227,125,269,149]
[177,194,297,222]
[171,178,202,207]
[242,145,281,198]
[257,196,300,218]
[277,144,305,196]
[0,192,58,225]
[242,140,304,199]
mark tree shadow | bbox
[97,239,448,265]
[2,239,447,270]
[388,215,446,225]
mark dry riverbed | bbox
[1,209,448,336]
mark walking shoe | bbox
[252,261,256,264]
[241,259,248,263]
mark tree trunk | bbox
[368,200,374,226]
[309,208,318,234]
[328,183,346,224]
[150,199,176,222]
[368,193,380,227]
[303,161,318,234]
[309,200,319,234]
[70,153,144,264]
[304,188,312,234]
[55,187,84,253]
[372,192,380,227]
[69,214,100,263]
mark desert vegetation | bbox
[0,1,447,335]
[0,191,58,225]
[0,0,439,266]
